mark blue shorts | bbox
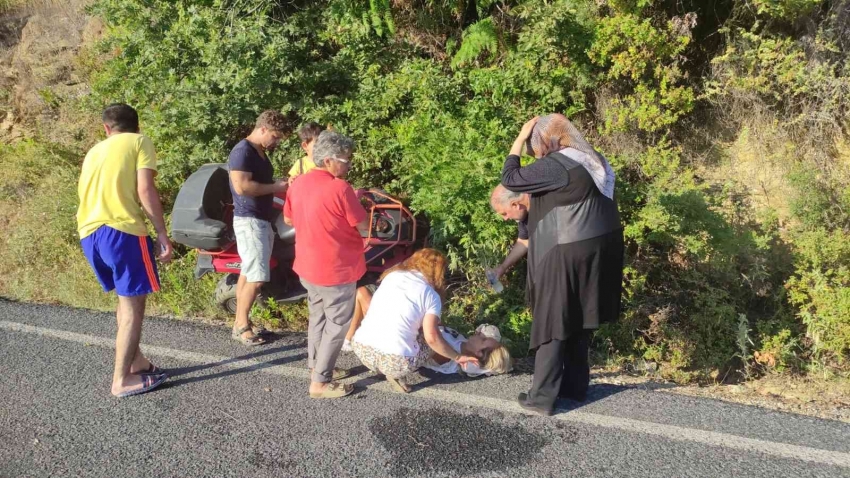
[81,226,160,297]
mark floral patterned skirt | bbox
[352,336,433,380]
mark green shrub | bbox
[153,249,220,318]
[589,12,695,134]
[751,0,822,21]
[755,328,802,373]
[786,229,850,369]
[59,0,846,379]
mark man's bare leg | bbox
[111,294,148,396]
[234,274,263,341]
[116,306,152,373]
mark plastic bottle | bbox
[485,269,505,294]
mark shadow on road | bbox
[158,336,308,388]
[414,368,630,414]
[553,383,629,413]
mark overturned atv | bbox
[170,163,418,313]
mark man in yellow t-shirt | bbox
[287,122,325,183]
[77,103,173,398]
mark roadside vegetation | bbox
[1,0,847,384]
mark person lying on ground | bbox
[341,282,510,377]
[424,324,513,377]
[350,248,480,393]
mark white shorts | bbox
[233,216,274,283]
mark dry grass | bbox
[0,0,85,15]
[0,141,224,318]
[0,141,114,311]
[0,0,89,42]
[697,112,798,220]
[695,76,850,227]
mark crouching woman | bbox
[351,248,479,392]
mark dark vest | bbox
[527,151,621,272]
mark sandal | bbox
[114,373,167,398]
[309,382,354,399]
[386,377,411,394]
[252,324,271,336]
[232,325,267,346]
[308,367,351,381]
[139,363,166,377]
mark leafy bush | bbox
[786,229,850,368]
[589,12,695,134]
[751,0,822,21]
[32,0,842,377]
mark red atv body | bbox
[170,163,417,313]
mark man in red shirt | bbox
[284,130,368,399]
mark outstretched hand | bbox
[455,354,480,366]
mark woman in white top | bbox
[351,248,479,392]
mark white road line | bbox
[3,319,849,469]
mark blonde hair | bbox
[380,248,447,297]
[482,345,513,375]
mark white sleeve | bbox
[461,361,490,377]
[424,287,442,317]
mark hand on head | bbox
[517,116,539,143]
[509,116,540,157]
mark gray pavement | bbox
[1,299,849,477]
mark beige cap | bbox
[475,324,502,343]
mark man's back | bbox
[77,133,156,239]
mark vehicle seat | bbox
[171,163,233,250]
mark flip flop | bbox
[115,373,167,398]
[232,325,266,346]
[309,382,354,399]
[308,367,351,381]
[386,377,411,393]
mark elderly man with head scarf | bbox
[489,114,624,416]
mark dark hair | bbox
[102,103,139,133]
[255,110,293,135]
[297,122,325,143]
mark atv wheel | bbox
[215,274,239,315]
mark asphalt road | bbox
[1,299,849,477]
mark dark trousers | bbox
[526,330,591,411]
